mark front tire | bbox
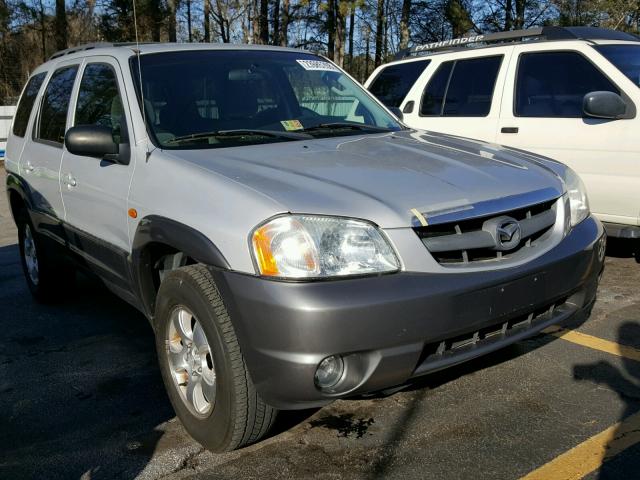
[154,264,277,452]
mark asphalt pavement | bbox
[1,164,639,480]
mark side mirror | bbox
[583,91,626,120]
[65,125,120,160]
[389,106,404,121]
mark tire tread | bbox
[174,264,277,450]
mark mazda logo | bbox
[496,219,522,250]
[482,215,522,251]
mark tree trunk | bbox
[445,0,473,37]
[383,5,388,58]
[272,0,280,46]
[252,0,260,43]
[279,0,290,46]
[399,0,410,49]
[259,0,269,43]
[39,0,46,61]
[365,29,371,79]
[168,0,178,42]
[204,0,210,41]
[242,0,251,43]
[327,0,335,60]
[335,2,345,67]
[347,5,355,67]
[54,0,67,50]
[187,0,193,42]
[505,0,513,30]
[515,0,525,29]
[148,0,162,41]
[374,0,384,67]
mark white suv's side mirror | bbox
[583,91,626,120]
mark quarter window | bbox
[12,72,46,137]
[369,60,431,108]
[36,65,79,144]
[420,56,503,117]
[515,51,619,117]
[75,63,125,143]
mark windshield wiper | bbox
[165,129,312,144]
[301,122,393,134]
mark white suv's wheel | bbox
[17,211,74,302]
[166,305,217,417]
[154,264,277,452]
[22,224,39,286]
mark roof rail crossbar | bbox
[397,28,543,59]
[396,26,640,59]
[49,42,151,60]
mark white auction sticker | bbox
[296,59,341,72]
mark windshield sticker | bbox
[296,59,341,72]
[280,119,304,131]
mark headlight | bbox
[562,168,590,227]
[251,215,400,279]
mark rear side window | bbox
[36,65,79,145]
[12,73,46,137]
[420,62,453,116]
[420,56,502,117]
[75,63,125,143]
[515,51,619,118]
[369,60,431,107]
[443,57,503,116]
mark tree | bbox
[167,0,178,41]
[54,0,67,50]
[186,0,193,41]
[445,0,474,37]
[279,0,290,45]
[203,0,210,41]
[399,0,410,48]
[258,0,268,43]
[374,0,384,66]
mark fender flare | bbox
[130,215,231,320]
[132,215,230,269]
[5,172,34,219]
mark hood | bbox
[168,130,565,228]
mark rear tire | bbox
[17,210,74,303]
[154,264,277,452]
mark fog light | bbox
[314,355,344,389]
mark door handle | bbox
[63,174,77,188]
[24,161,34,173]
[501,127,519,134]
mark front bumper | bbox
[212,216,605,409]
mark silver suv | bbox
[5,43,605,452]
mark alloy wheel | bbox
[166,306,217,417]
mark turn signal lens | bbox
[252,216,319,277]
[562,167,590,227]
[251,215,399,279]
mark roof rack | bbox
[49,42,151,60]
[396,26,640,59]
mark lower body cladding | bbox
[213,217,605,410]
[602,221,640,239]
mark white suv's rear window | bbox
[369,60,430,108]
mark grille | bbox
[415,297,568,371]
[414,199,557,265]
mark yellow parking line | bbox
[542,326,640,362]
[520,410,640,480]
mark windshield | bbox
[595,44,640,88]
[131,50,402,149]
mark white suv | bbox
[366,26,640,253]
